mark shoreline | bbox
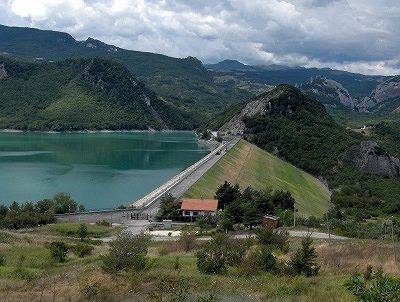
[0,129,196,134]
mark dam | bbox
[56,138,239,223]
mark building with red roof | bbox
[180,198,218,217]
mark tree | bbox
[102,232,151,273]
[242,202,262,230]
[53,192,77,214]
[179,229,197,252]
[215,181,241,209]
[157,194,180,220]
[290,236,320,277]
[272,190,295,211]
[78,223,88,241]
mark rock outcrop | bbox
[0,63,7,80]
[302,76,355,109]
[218,88,282,136]
[341,141,400,178]
[358,76,400,112]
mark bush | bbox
[289,236,319,277]
[197,233,229,274]
[101,232,151,273]
[238,248,263,276]
[179,229,197,252]
[0,254,5,266]
[96,220,111,227]
[256,226,289,252]
[197,214,219,229]
[49,241,69,263]
[261,248,277,272]
[78,223,88,241]
[72,243,94,258]
[344,270,400,301]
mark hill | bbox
[214,85,400,220]
[0,55,192,130]
[186,139,330,217]
[0,24,251,121]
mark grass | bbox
[45,222,123,238]
[0,225,399,301]
[186,139,330,217]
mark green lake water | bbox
[0,131,210,209]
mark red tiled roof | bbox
[180,199,218,212]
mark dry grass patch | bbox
[317,239,400,275]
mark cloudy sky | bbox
[1,0,399,75]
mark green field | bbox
[186,139,330,217]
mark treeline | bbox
[0,192,83,229]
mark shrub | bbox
[256,226,289,252]
[101,232,151,273]
[196,233,228,274]
[78,223,88,241]
[49,241,69,263]
[80,279,112,301]
[96,220,111,227]
[344,270,400,301]
[238,248,263,276]
[72,243,94,258]
[197,214,218,229]
[149,275,189,302]
[179,229,197,252]
[289,236,319,277]
[0,254,5,266]
[261,248,277,272]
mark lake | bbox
[0,131,210,209]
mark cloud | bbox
[1,0,399,75]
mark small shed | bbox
[262,215,279,228]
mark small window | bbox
[193,211,199,216]
[184,211,190,216]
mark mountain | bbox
[206,59,400,116]
[301,75,400,114]
[213,85,400,219]
[0,55,193,131]
[218,85,356,175]
[205,60,257,71]
[0,24,251,121]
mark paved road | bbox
[144,138,240,215]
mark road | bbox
[101,223,347,242]
[143,138,240,215]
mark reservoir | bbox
[0,131,210,209]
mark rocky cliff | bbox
[341,141,400,178]
[358,76,400,112]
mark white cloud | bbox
[0,0,399,75]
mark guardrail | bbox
[133,141,228,209]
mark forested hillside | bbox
[0,25,251,121]
[0,56,192,130]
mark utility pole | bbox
[293,207,298,227]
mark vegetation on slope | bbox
[186,139,330,217]
[0,56,193,130]
[242,85,359,175]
